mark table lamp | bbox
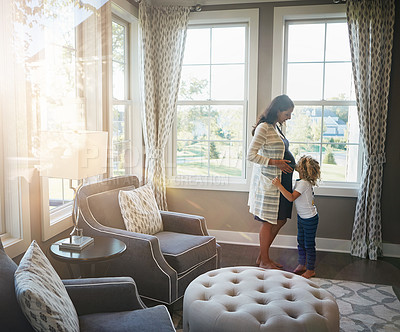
[40,131,108,250]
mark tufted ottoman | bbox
[183,267,339,332]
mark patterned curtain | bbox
[347,0,396,260]
[139,2,190,210]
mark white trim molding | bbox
[209,229,400,258]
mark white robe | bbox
[247,122,285,224]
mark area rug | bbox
[312,278,400,331]
[173,278,400,331]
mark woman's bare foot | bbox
[259,261,282,270]
[293,264,306,274]
[256,255,283,268]
[301,270,315,279]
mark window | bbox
[111,1,142,179]
[38,2,82,241]
[111,16,132,176]
[272,4,360,197]
[168,9,259,191]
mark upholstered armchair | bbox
[76,175,219,306]
[0,239,176,332]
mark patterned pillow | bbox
[118,183,163,235]
[14,241,80,332]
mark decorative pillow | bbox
[14,241,80,332]
[118,183,163,235]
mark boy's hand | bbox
[271,177,281,187]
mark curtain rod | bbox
[133,0,202,11]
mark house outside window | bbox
[168,9,259,191]
[272,4,360,197]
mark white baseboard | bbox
[209,229,400,258]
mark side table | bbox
[50,236,126,278]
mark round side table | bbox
[50,237,126,278]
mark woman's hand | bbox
[271,177,281,187]
[270,159,293,174]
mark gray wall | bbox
[167,0,400,245]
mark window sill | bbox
[314,183,359,198]
[1,235,31,258]
[42,204,73,241]
[167,176,249,192]
[167,176,359,197]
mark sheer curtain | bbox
[347,0,396,260]
[0,0,111,251]
[139,1,190,210]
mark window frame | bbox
[40,0,142,242]
[110,1,143,180]
[272,4,361,197]
[0,118,31,256]
[167,8,259,192]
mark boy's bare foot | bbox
[293,264,306,274]
[273,260,283,268]
[301,270,316,279]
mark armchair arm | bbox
[63,277,145,316]
[160,211,209,236]
[79,213,179,303]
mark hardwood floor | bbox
[219,243,400,288]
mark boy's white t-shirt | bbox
[293,179,317,219]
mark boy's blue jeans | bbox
[297,213,319,271]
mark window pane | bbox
[290,143,321,170]
[112,21,125,63]
[179,65,210,100]
[325,22,351,61]
[287,23,325,62]
[286,63,323,101]
[112,142,129,176]
[286,106,323,143]
[209,141,242,177]
[211,64,244,100]
[113,62,125,100]
[183,28,210,65]
[212,27,245,64]
[177,105,209,140]
[210,105,243,141]
[112,105,130,176]
[48,178,75,210]
[177,141,208,175]
[321,144,359,182]
[112,21,126,100]
[324,62,354,100]
[323,106,359,144]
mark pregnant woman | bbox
[247,94,296,269]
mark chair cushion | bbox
[0,243,34,331]
[79,305,175,332]
[119,184,163,235]
[155,231,216,275]
[14,241,80,332]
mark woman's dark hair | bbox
[251,94,294,136]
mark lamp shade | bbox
[40,131,108,180]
